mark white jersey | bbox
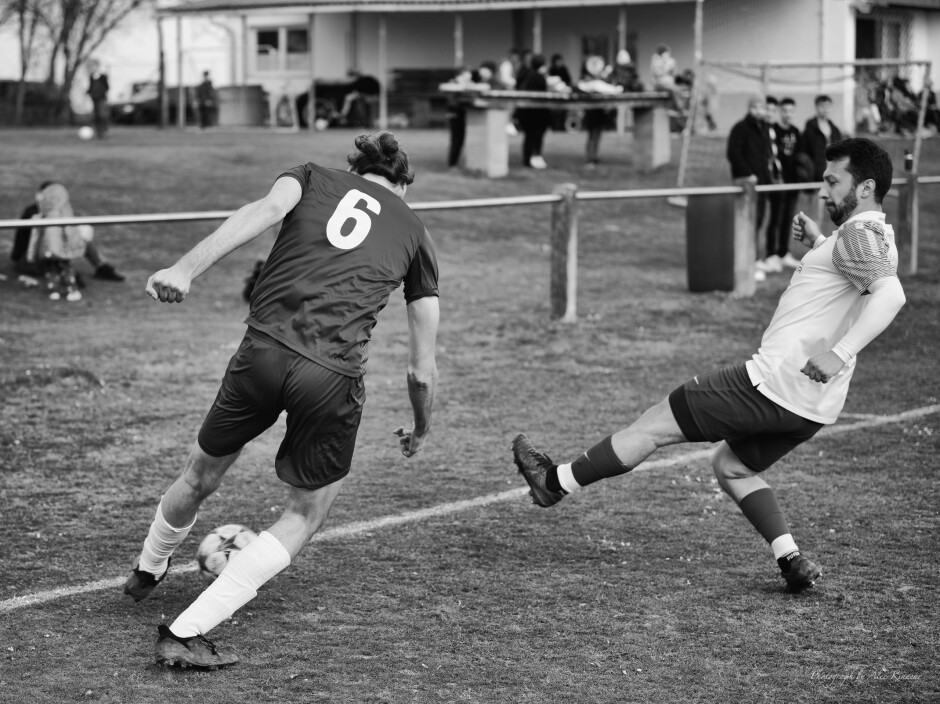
[746,211,898,424]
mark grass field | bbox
[1,126,938,704]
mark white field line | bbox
[2,403,937,614]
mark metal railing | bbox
[2,176,932,321]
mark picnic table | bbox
[442,87,674,177]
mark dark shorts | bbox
[667,364,823,472]
[198,329,365,490]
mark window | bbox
[286,28,310,71]
[254,27,309,73]
[257,29,280,72]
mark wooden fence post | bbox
[550,183,579,322]
[732,178,757,297]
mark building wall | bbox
[1,0,936,130]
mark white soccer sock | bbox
[556,463,582,495]
[170,530,291,638]
[771,534,799,560]
[138,500,196,576]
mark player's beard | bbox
[826,189,858,226]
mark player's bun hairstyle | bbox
[347,132,415,186]
[825,137,893,203]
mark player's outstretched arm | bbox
[145,176,302,303]
[394,295,440,457]
[801,276,906,384]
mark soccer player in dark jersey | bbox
[124,132,440,669]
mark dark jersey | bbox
[245,163,439,377]
[775,124,803,183]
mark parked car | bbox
[0,79,63,126]
[294,80,359,128]
[111,82,196,125]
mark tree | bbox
[5,0,46,124]
[3,0,149,123]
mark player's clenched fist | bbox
[791,210,823,249]
[393,426,426,457]
[146,266,192,303]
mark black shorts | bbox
[667,364,823,472]
[198,329,365,490]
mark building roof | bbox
[159,0,685,16]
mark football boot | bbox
[155,625,238,670]
[512,433,566,508]
[123,556,170,602]
[781,553,822,593]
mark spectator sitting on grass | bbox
[12,181,126,287]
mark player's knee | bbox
[712,442,754,488]
[182,445,237,498]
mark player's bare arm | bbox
[802,275,906,384]
[792,210,824,249]
[395,295,440,457]
[146,176,302,303]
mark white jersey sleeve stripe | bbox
[832,220,897,294]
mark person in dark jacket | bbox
[726,95,772,280]
[766,97,809,271]
[87,59,110,139]
[196,71,217,130]
[802,94,843,182]
[516,54,552,169]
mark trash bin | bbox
[216,85,267,127]
[686,193,737,292]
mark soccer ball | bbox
[196,524,258,584]
[77,126,95,140]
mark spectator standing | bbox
[761,96,784,273]
[496,49,520,89]
[609,50,641,92]
[516,54,552,169]
[650,44,681,112]
[578,55,618,168]
[803,94,843,220]
[515,49,535,88]
[548,54,572,88]
[196,71,217,130]
[87,59,110,139]
[803,94,843,182]
[547,54,573,132]
[767,97,809,270]
[442,66,490,168]
[726,95,772,281]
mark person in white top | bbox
[512,137,905,594]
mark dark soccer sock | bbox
[545,468,563,493]
[737,487,791,546]
[570,435,629,487]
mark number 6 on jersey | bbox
[327,189,381,249]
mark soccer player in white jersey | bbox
[513,138,905,592]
